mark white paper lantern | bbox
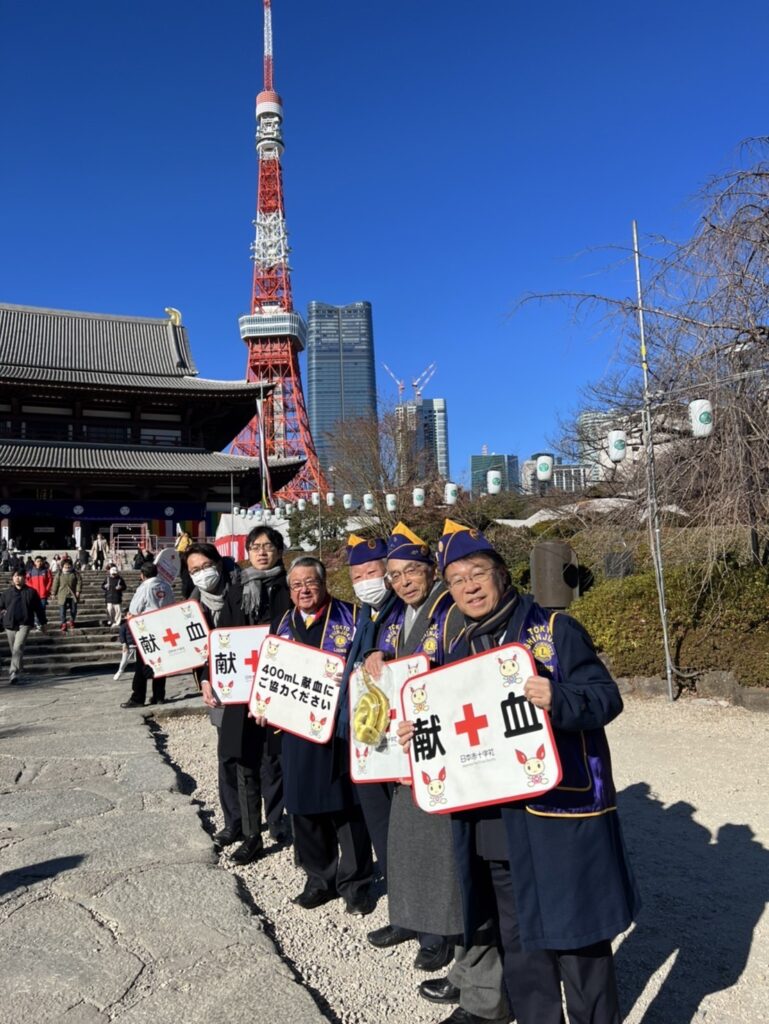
[343,493,353,510]
[326,492,336,507]
[486,470,502,494]
[363,492,375,511]
[254,510,264,523]
[297,498,307,512]
[536,454,554,482]
[284,503,293,515]
[444,482,458,505]
[607,430,628,463]
[412,487,425,507]
[385,493,397,512]
[689,399,714,438]
[311,492,319,506]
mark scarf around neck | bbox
[240,563,286,621]
[463,588,519,653]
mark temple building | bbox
[0,303,302,549]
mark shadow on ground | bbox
[616,782,768,1023]
[0,854,85,897]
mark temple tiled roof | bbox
[0,440,304,478]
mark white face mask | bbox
[109,568,118,576]
[353,576,389,608]
[191,566,220,592]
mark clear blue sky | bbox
[3,1,769,485]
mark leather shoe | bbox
[120,699,144,708]
[292,886,337,910]
[268,819,292,844]
[213,826,243,848]
[413,940,453,971]
[419,978,461,1004]
[230,834,264,865]
[437,1009,510,1024]
[367,924,413,948]
[345,891,376,916]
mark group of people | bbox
[165,519,640,1024]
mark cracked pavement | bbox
[0,671,327,1024]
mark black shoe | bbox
[213,826,243,848]
[419,978,461,1004]
[437,1009,510,1024]
[230,834,264,865]
[120,699,144,708]
[414,941,453,972]
[268,819,292,844]
[367,924,413,948]
[292,885,337,910]
[345,891,376,916]
[148,698,167,705]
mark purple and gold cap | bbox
[437,519,495,573]
[386,522,432,564]
[346,532,388,566]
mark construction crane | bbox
[382,362,406,403]
[413,362,437,399]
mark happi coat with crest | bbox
[448,590,641,951]
[273,599,358,815]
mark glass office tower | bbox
[306,301,377,472]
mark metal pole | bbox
[633,220,675,701]
[230,473,236,562]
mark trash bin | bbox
[530,541,579,609]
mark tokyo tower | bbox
[231,0,326,503]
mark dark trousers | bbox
[292,805,374,901]
[130,664,166,704]
[490,859,621,1024]
[357,781,394,881]
[217,725,285,836]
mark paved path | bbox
[0,671,326,1024]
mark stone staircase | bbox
[0,569,184,677]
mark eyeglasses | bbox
[386,565,427,585]
[446,568,495,591]
[289,579,322,592]
[249,542,276,552]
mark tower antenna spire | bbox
[230,0,327,502]
[263,0,273,91]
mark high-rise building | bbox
[396,397,450,481]
[577,410,615,482]
[520,455,591,494]
[306,301,378,471]
[470,450,520,495]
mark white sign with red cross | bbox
[208,625,270,705]
[128,600,210,676]
[349,654,430,784]
[400,643,562,814]
[248,635,345,744]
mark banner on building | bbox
[248,635,344,744]
[207,625,270,705]
[349,654,430,784]
[128,600,210,676]
[401,644,561,814]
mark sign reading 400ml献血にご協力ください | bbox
[401,643,561,814]
[248,635,345,743]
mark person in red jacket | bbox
[26,555,53,631]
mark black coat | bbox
[217,573,292,761]
[450,595,640,951]
[0,585,46,629]
[278,605,359,816]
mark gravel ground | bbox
[160,696,769,1024]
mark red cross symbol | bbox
[162,627,181,648]
[455,703,489,747]
[244,650,260,674]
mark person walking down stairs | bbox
[52,558,82,631]
[102,565,126,626]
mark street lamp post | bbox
[633,220,676,702]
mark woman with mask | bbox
[199,526,292,865]
[52,557,82,632]
[101,564,126,626]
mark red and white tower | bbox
[231,0,326,503]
